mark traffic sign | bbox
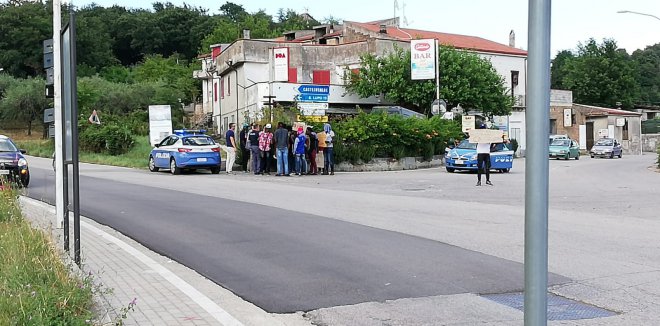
[298,94,328,102]
[298,85,329,95]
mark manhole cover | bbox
[482,292,617,320]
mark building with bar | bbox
[193,19,528,135]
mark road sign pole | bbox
[525,0,551,325]
[53,0,65,231]
[435,39,440,102]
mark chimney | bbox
[243,29,251,39]
[379,24,387,34]
[509,30,515,47]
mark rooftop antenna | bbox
[394,0,399,26]
[402,1,413,26]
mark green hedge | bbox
[332,112,463,164]
[79,124,135,156]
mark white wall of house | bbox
[478,53,527,106]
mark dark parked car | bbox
[590,138,623,159]
[0,135,30,187]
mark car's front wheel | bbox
[575,154,580,160]
[618,152,622,158]
[20,174,30,187]
[148,156,159,172]
[210,167,220,174]
[446,167,455,173]
[170,158,181,175]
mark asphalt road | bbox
[24,159,571,313]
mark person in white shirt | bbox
[476,142,494,186]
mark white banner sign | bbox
[462,115,475,132]
[273,47,289,81]
[563,108,572,127]
[297,102,328,116]
[468,129,505,143]
[411,39,436,80]
[149,105,172,146]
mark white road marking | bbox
[22,197,244,326]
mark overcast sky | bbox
[73,0,659,56]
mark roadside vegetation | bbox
[17,135,152,169]
[0,188,95,325]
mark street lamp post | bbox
[617,10,660,21]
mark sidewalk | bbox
[20,197,311,326]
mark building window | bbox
[510,128,521,142]
[220,78,224,99]
[223,117,228,133]
[288,67,297,83]
[227,74,231,96]
[623,119,629,140]
[313,70,331,85]
[214,82,218,102]
[572,114,576,126]
[231,115,235,123]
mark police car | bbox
[444,139,514,173]
[148,130,221,175]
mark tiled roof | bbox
[292,35,315,42]
[575,104,642,116]
[348,21,527,56]
[323,31,342,38]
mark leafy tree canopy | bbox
[551,38,641,109]
[346,46,513,117]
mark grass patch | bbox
[0,188,95,325]
[16,136,153,169]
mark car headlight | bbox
[559,150,566,154]
[470,154,478,160]
[18,158,27,167]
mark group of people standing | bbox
[224,122,336,176]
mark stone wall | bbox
[335,156,444,172]
[642,134,660,152]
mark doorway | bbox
[586,122,594,150]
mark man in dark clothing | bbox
[239,124,250,173]
[247,124,261,174]
[273,122,290,176]
[306,127,318,175]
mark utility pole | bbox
[525,0,551,325]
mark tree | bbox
[346,46,513,117]
[631,43,660,106]
[277,8,318,31]
[200,9,279,52]
[556,38,640,109]
[550,50,574,90]
[0,78,49,135]
[0,1,51,77]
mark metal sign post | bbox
[525,0,551,325]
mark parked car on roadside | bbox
[445,139,513,173]
[549,139,580,160]
[0,135,30,187]
[148,130,222,175]
[549,134,569,144]
[590,138,623,159]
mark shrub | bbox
[79,124,135,156]
[332,112,462,163]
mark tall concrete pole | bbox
[525,0,551,325]
[53,0,64,229]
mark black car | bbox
[0,135,30,187]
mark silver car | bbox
[590,138,623,159]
